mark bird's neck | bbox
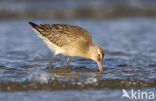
[86,45,95,60]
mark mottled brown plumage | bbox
[29,22,104,72]
[33,24,92,46]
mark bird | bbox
[28,22,104,72]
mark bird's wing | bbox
[29,22,93,48]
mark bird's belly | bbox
[40,36,88,58]
[42,38,65,55]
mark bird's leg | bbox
[66,56,70,67]
[49,54,56,69]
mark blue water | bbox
[0,18,156,101]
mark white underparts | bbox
[32,28,65,55]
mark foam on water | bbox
[27,70,53,83]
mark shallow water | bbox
[0,18,156,100]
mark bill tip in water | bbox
[97,61,103,73]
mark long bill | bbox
[97,61,103,72]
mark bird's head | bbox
[89,45,104,72]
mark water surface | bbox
[0,18,156,101]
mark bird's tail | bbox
[28,21,38,28]
[28,21,44,38]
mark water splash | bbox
[27,70,54,83]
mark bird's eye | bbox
[98,54,100,57]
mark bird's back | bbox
[29,22,93,56]
[30,23,92,46]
